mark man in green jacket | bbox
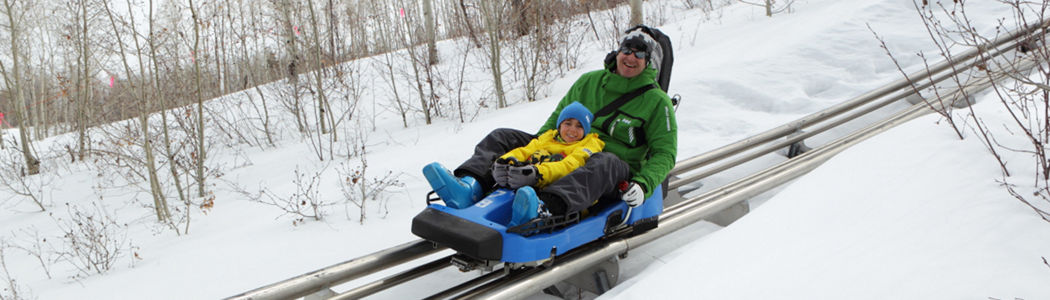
[428,29,677,221]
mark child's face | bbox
[559,118,585,143]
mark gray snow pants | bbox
[454,128,630,215]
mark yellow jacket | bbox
[500,129,604,188]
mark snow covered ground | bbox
[1,0,1048,299]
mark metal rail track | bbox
[228,19,1049,300]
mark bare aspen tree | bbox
[511,0,546,103]
[101,0,176,230]
[216,2,230,96]
[324,0,361,138]
[457,0,483,48]
[275,0,307,133]
[235,1,275,146]
[345,1,371,59]
[423,0,439,65]
[0,0,40,175]
[147,0,189,220]
[480,0,508,108]
[188,0,207,198]
[306,0,330,136]
[73,0,92,162]
[630,0,642,25]
[371,0,410,128]
[398,0,439,124]
[29,56,51,140]
[305,0,336,160]
[325,0,340,63]
[510,0,528,37]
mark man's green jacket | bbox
[538,66,677,198]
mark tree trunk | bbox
[481,0,507,108]
[458,0,483,48]
[104,0,175,229]
[630,0,643,26]
[1,0,40,175]
[148,0,188,223]
[189,0,207,198]
[306,0,335,160]
[278,0,306,133]
[373,0,409,128]
[240,2,275,146]
[76,0,90,162]
[423,0,438,65]
[326,0,339,63]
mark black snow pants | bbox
[454,128,630,215]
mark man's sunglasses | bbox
[619,47,648,59]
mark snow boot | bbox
[422,162,482,209]
[509,186,547,227]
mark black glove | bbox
[492,160,511,188]
[506,165,539,189]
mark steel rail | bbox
[455,22,1048,300]
[670,30,1020,190]
[225,239,444,300]
[327,255,454,300]
[667,19,1041,180]
[422,267,508,300]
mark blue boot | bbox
[509,186,546,227]
[422,162,482,209]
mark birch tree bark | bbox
[480,0,507,108]
[423,0,438,65]
[276,0,306,133]
[74,0,92,162]
[305,0,335,160]
[188,0,207,198]
[630,0,643,25]
[0,0,40,175]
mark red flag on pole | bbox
[0,112,6,127]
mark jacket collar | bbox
[601,66,658,94]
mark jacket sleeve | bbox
[631,95,678,198]
[535,134,605,187]
[499,130,553,163]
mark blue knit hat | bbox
[557,102,593,136]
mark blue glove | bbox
[622,182,645,207]
[506,165,539,189]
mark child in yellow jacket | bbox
[493,101,604,189]
[492,102,603,226]
[421,102,602,220]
